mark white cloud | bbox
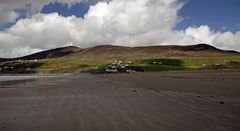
[0,0,239,58]
[0,13,82,57]
[0,10,18,25]
[0,0,88,26]
[74,0,184,46]
[176,26,240,51]
[213,31,240,50]
[0,47,42,58]
[183,25,220,44]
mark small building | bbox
[25,68,35,72]
[127,61,133,64]
[153,61,163,65]
[105,66,118,73]
[17,60,23,63]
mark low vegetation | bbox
[0,56,240,73]
[0,58,107,73]
[36,58,107,73]
[131,56,240,72]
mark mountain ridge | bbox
[0,44,239,62]
[72,43,239,60]
[0,46,81,62]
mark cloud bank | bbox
[0,0,88,25]
[0,0,239,58]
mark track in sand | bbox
[0,72,240,131]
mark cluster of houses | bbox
[105,60,144,73]
[152,61,163,65]
[0,59,39,73]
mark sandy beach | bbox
[0,72,240,131]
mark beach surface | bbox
[0,72,240,131]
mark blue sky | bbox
[40,0,99,18]
[1,0,240,32]
[39,0,240,32]
[177,0,240,32]
[0,0,240,57]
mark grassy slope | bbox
[132,56,240,72]
[0,57,107,73]
[36,57,107,73]
[181,56,240,67]
[1,56,240,73]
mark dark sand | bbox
[0,72,240,131]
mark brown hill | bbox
[0,44,239,62]
[0,46,81,62]
[20,46,81,60]
[70,44,239,60]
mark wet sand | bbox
[0,72,240,131]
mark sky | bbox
[177,0,240,32]
[0,0,240,58]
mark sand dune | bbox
[0,72,240,131]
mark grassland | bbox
[36,58,107,73]
[0,57,107,73]
[0,56,240,73]
[132,56,240,72]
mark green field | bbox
[36,58,107,73]
[1,56,240,73]
[132,56,240,72]
[0,58,107,73]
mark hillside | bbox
[20,46,82,60]
[70,44,239,60]
[0,44,240,73]
[1,44,239,62]
[0,46,81,62]
[0,58,9,62]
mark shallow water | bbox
[0,74,65,88]
[0,75,47,82]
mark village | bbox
[0,59,167,73]
[0,59,40,73]
[104,60,144,73]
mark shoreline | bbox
[0,72,240,131]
